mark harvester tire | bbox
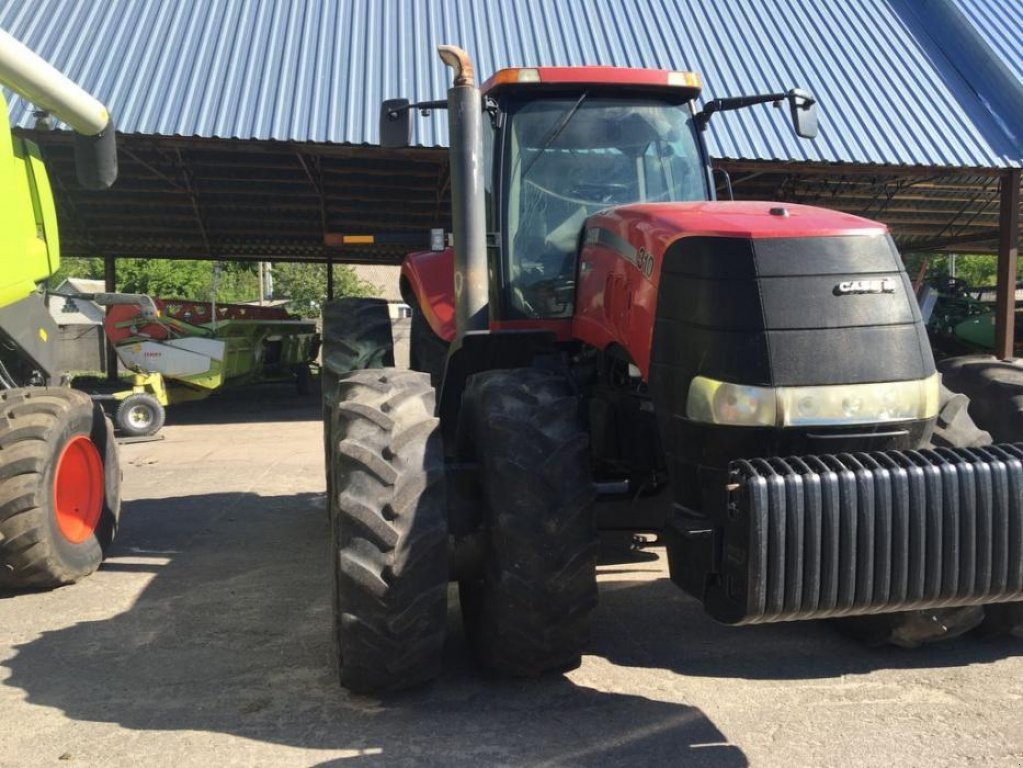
[0,388,120,589]
[460,368,598,677]
[115,393,165,437]
[838,380,1001,647]
[329,369,447,693]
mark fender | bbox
[401,248,456,342]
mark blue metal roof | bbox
[954,0,1023,86]
[1,0,1020,168]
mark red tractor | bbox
[322,46,1023,693]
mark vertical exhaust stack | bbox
[438,45,488,337]
[0,27,117,189]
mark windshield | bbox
[504,95,707,318]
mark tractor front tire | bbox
[461,368,598,677]
[837,379,1010,646]
[115,393,166,437]
[0,388,120,588]
[329,369,447,693]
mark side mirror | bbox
[788,89,818,139]
[73,119,118,189]
[379,98,411,148]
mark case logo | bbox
[833,278,897,295]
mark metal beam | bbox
[717,159,1007,178]
[902,229,1002,251]
[995,169,1022,360]
[326,253,334,301]
[103,254,118,382]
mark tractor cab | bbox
[479,68,710,320]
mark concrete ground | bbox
[1,385,1022,768]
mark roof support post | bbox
[326,252,334,301]
[995,169,1021,361]
[103,254,118,382]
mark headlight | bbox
[686,378,776,426]
[686,374,940,427]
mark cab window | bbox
[503,95,707,318]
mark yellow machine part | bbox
[0,92,61,308]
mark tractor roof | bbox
[481,67,702,98]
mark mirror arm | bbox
[696,90,816,131]
[696,92,792,131]
[385,98,449,121]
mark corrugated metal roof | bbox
[1,0,1020,168]
[953,0,1023,85]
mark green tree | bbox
[902,252,1010,290]
[271,262,379,316]
[51,257,265,303]
[50,256,104,286]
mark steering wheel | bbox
[524,176,632,206]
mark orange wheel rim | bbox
[53,435,104,544]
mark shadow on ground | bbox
[4,486,1018,764]
[164,381,323,427]
[592,573,1019,682]
[2,491,746,767]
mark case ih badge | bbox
[833,277,897,295]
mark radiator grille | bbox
[721,445,1023,624]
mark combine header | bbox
[83,294,319,436]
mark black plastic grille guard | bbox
[711,445,1023,625]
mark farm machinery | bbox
[921,277,1023,358]
[0,28,120,588]
[74,294,319,436]
[321,45,1023,693]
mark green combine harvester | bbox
[0,27,120,588]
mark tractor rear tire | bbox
[321,298,395,407]
[294,363,312,396]
[115,393,166,437]
[934,361,1023,640]
[938,356,1023,443]
[409,303,449,388]
[981,603,1023,639]
[927,383,993,448]
[935,359,1023,639]
[322,298,396,518]
[329,369,447,693]
[838,378,1013,646]
[460,368,598,677]
[0,388,120,588]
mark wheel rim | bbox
[53,435,104,544]
[127,404,153,429]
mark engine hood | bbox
[585,201,887,248]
